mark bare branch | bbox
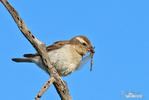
[0,0,72,100]
[35,77,55,100]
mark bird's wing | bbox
[23,40,70,58]
[76,53,91,70]
[46,41,70,51]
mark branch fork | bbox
[0,0,72,100]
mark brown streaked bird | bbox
[12,35,95,76]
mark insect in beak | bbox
[90,46,95,53]
[89,46,95,71]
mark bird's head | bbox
[70,35,95,56]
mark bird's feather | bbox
[77,53,91,70]
[23,40,70,58]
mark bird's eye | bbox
[82,43,87,46]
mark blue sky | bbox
[0,0,149,100]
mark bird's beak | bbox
[89,46,95,53]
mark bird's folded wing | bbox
[23,40,70,58]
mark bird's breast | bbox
[47,45,82,76]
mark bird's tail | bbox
[12,58,32,62]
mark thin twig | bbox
[0,0,72,100]
[35,77,55,100]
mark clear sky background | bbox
[0,0,149,100]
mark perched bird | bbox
[12,35,95,76]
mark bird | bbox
[12,35,95,76]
